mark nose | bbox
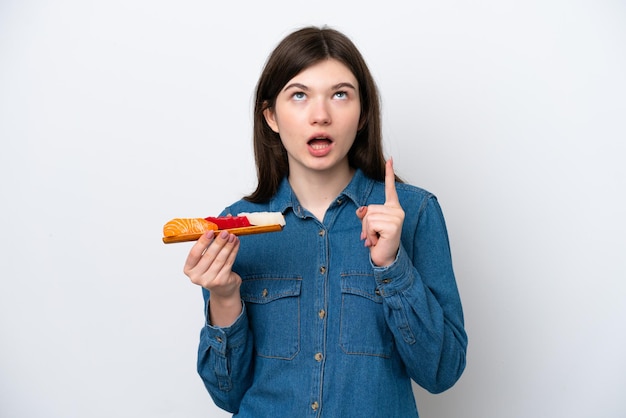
[310,99,331,125]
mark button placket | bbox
[311,222,328,415]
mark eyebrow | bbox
[282,82,357,92]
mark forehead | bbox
[284,58,358,89]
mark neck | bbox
[288,163,354,221]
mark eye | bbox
[334,91,348,100]
[292,91,306,101]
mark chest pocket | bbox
[340,273,394,358]
[240,277,302,360]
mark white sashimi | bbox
[238,212,286,226]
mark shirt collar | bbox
[268,169,375,214]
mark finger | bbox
[208,232,239,272]
[187,231,239,285]
[364,230,379,247]
[362,211,384,247]
[384,158,400,206]
[223,235,240,270]
[184,230,215,272]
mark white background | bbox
[1,1,625,417]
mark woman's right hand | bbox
[184,230,242,326]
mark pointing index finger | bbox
[384,158,399,205]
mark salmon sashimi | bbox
[163,218,218,237]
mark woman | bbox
[184,26,467,417]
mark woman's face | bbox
[263,58,361,177]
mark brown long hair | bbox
[245,26,386,203]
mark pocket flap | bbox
[241,277,302,304]
[340,273,381,303]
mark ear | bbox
[263,107,280,133]
[357,113,367,131]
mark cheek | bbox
[284,117,312,139]
[345,110,362,133]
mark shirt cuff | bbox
[203,300,248,354]
[372,245,414,297]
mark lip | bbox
[307,133,334,157]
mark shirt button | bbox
[336,198,343,205]
[311,401,319,411]
[262,288,268,297]
[320,266,326,274]
[314,352,323,362]
[318,309,326,319]
[382,278,392,284]
[318,229,325,237]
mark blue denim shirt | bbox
[197,169,467,417]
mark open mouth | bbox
[308,137,332,150]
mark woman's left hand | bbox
[356,158,405,267]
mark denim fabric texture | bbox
[197,169,467,417]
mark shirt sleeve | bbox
[197,291,254,413]
[372,195,468,393]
